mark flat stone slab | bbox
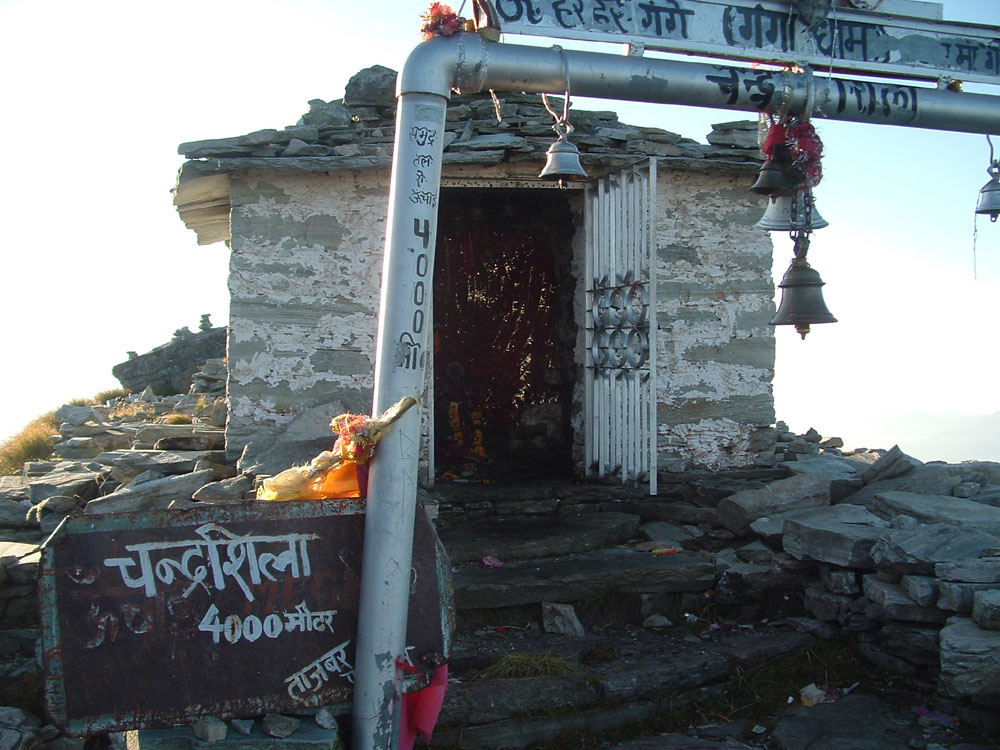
[782,518,891,568]
[750,503,885,544]
[870,524,1000,575]
[439,512,640,563]
[716,474,830,535]
[453,548,715,609]
[870,491,1000,536]
[936,558,1000,583]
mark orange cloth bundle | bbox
[257,396,418,501]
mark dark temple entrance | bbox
[433,189,577,482]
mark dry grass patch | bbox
[0,413,59,475]
[482,653,578,679]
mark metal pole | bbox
[400,35,1000,136]
[354,30,1000,750]
[352,90,447,750]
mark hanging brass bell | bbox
[750,159,794,197]
[975,168,1000,222]
[754,190,829,231]
[539,135,588,183]
[771,257,837,339]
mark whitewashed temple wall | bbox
[226,170,387,466]
[223,165,775,474]
[654,168,776,472]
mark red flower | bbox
[421,2,463,40]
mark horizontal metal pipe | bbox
[400,34,1000,135]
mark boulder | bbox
[860,445,922,484]
[973,590,1000,630]
[900,574,938,606]
[939,616,1000,699]
[861,576,948,624]
[27,463,107,505]
[54,404,99,426]
[937,581,998,613]
[111,327,226,395]
[84,470,215,515]
[343,65,397,107]
[96,450,227,482]
[237,401,348,477]
[783,454,863,502]
[542,602,585,636]
[716,473,830,535]
[191,475,254,503]
[870,524,1000,575]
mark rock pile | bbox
[3,408,1000,747]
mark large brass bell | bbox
[539,134,589,183]
[771,257,837,339]
[754,190,829,231]
[750,159,794,197]
[975,166,1000,222]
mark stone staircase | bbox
[425,479,816,748]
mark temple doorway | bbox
[432,188,577,482]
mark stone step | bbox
[438,511,641,563]
[435,625,812,749]
[452,547,716,610]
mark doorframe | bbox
[423,180,586,487]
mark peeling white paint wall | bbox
[654,169,776,471]
[226,170,388,465]
[224,164,776,475]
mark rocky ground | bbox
[2,369,1000,748]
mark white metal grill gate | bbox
[585,161,657,494]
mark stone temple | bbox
[173,64,777,487]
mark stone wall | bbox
[227,170,387,468]
[655,168,776,472]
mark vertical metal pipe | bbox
[352,90,447,750]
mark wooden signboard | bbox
[39,500,453,736]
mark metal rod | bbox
[402,34,1000,135]
[352,90,447,750]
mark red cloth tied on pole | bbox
[399,665,448,749]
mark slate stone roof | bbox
[173,64,763,245]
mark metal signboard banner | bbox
[496,0,1000,86]
[39,500,453,736]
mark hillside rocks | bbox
[4,410,1000,746]
[112,325,226,395]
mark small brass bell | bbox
[539,135,588,184]
[975,166,1000,222]
[771,257,837,339]
[750,159,794,197]
[754,190,829,231]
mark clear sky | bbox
[1,0,997,463]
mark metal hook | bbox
[542,45,573,130]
